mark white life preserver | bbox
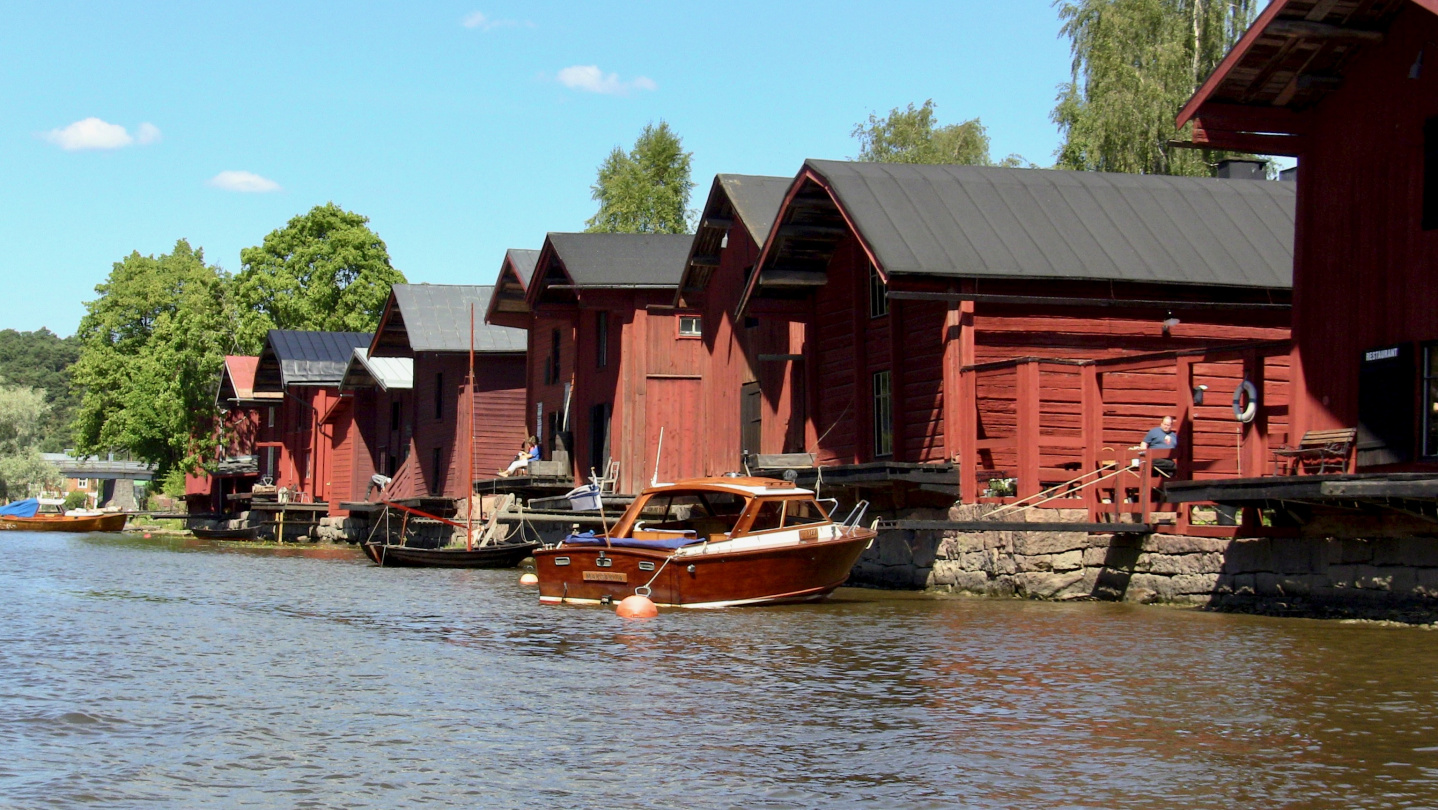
[1233,379,1258,423]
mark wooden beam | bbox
[879,520,1152,534]
[887,290,1290,311]
[780,224,849,239]
[689,253,721,268]
[1266,19,1383,43]
[1190,104,1305,136]
[699,216,733,230]
[1179,128,1306,156]
[759,269,829,287]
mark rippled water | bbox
[2,531,1437,808]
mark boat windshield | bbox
[630,489,747,539]
[744,497,831,534]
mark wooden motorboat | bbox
[0,499,128,532]
[361,540,540,568]
[533,477,875,609]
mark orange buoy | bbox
[616,594,658,619]
[518,572,539,586]
[143,533,152,539]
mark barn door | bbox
[740,381,763,460]
[1358,344,1414,466]
[646,377,702,484]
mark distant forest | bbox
[0,328,80,453]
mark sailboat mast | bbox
[466,302,475,551]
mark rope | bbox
[634,552,680,597]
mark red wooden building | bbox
[1178,0,1438,472]
[334,347,413,508]
[252,330,372,509]
[184,355,279,514]
[488,233,695,494]
[674,174,805,474]
[368,284,528,504]
[736,159,1297,505]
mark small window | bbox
[390,401,401,432]
[746,500,785,533]
[678,315,702,337]
[783,499,829,527]
[431,447,444,494]
[869,263,888,318]
[266,406,275,428]
[873,370,893,457]
[596,311,609,369]
[548,329,561,384]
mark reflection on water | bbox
[2,531,1436,808]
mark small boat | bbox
[533,477,875,609]
[361,540,540,568]
[191,525,260,541]
[0,498,129,532]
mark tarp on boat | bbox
[0,498,40,518]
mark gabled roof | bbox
[254,330,373,391]
[742,159,1295,311]
[486,249,541,328]
[341,348,414,392]
[216,355,280,407]
[1175,0,1426,153]
[527,232,692,308]
[677,174,791,305]
[370,284,527,357]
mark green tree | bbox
[586,121,695,234]
[230,203,406,352]
[0,378,60,499]
[1052,0,1257,175]
[70,240,230,477]
[0,329,81,452]
[853,100,1025,166]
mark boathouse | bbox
[251,330,372,513]
[184,355,279,516]
[674,174,806,475]
[736,160,1296,510]
[332,347,413,512]
[487,233,694,494]
[1166,0,1438,522]
[367,284,528,507]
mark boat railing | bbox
[839,500,870,535]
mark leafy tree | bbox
[586,121,695,234]
[0,329,81,452]
[70,240,230,477]
[230,203,406,352]
[0,378,60,499]
[1053,0,1258,175]
[853,100,1026,166]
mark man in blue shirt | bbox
[1140,416,1178,476]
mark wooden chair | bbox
[590,460,621,494]
[1270,428,1358,475]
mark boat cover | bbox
[563,532,702,551]
[0,498,40,518]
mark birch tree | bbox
[586,121,695,234]
[1052,0,1257,175]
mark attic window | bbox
[678,315,703,338]
[869,263,888,318]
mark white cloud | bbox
[557,65,656,96]
[42,117,161,151]
[462,11,529,30]
[208,171,281,193]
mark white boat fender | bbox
[1233,379,1258,423]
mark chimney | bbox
[1216,158,1267,180]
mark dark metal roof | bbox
[762,160,1295,291]
[677,175,792,305]
[41,453,156,481]
[545,233,693,288]
[377,284,527,354]
[255,330,373,390]
[506,249,539,288]
[718,174,791,247]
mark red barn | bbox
[489,233,694,494]
[674,174,803,474]
[334,348,413,510]
[252,330,372,508]
[1178,0,1438,473]
[738,160,1296,506]
[184,355,280,515]
[368,284,528,505]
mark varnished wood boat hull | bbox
[0,513,128,532]
[191,526,260,541]
[534,530,875,608]
[362,541,540,568]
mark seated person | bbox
[498,437,541,477]
[1139,416,1179,477]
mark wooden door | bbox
[741,381,763,459]
[645,377,703,485]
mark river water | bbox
[2,532,1437,809]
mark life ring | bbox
[1233,379,1258,423]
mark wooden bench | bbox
[1270,428,1357,475]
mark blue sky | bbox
[1,1,1079,336]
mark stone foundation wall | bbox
[851,504,1438,612]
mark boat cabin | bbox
[605,478,834,545]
